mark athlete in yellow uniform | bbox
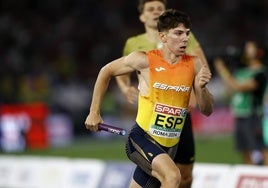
[116,1,209,187]
[136,50,194,147]
[85,9,214,188]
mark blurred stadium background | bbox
[0,0,268,187]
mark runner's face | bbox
[165,24,190,56]
[141,1,165,29]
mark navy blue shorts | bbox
[125,114,194,187]
[125,124,169,187]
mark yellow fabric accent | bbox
[123,34,157,56]
[186,33,200,55]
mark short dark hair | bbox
[138,0,167,13]
[157,9,191,32]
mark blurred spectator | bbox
[214,40,268,165]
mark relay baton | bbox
[98,123,127,136]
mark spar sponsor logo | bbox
[155,103,187,117]
[153,82,191,92]
[149,104,186,138]
[236,175,268,188]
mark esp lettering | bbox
[155,114,183,129]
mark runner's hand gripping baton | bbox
[98,123,127,136]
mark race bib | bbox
[149,103,187,138]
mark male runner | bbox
[85,9,214,188]
[116,0,209,187]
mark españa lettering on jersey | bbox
[136,50,194,147]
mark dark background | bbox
[0,0,267,135]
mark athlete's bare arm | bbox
[85,51,148,131]
[192,45,209,68]
[214,57,258,92]
[187,45,210,111]
[116,73,139,104]
[193,57,214,116]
